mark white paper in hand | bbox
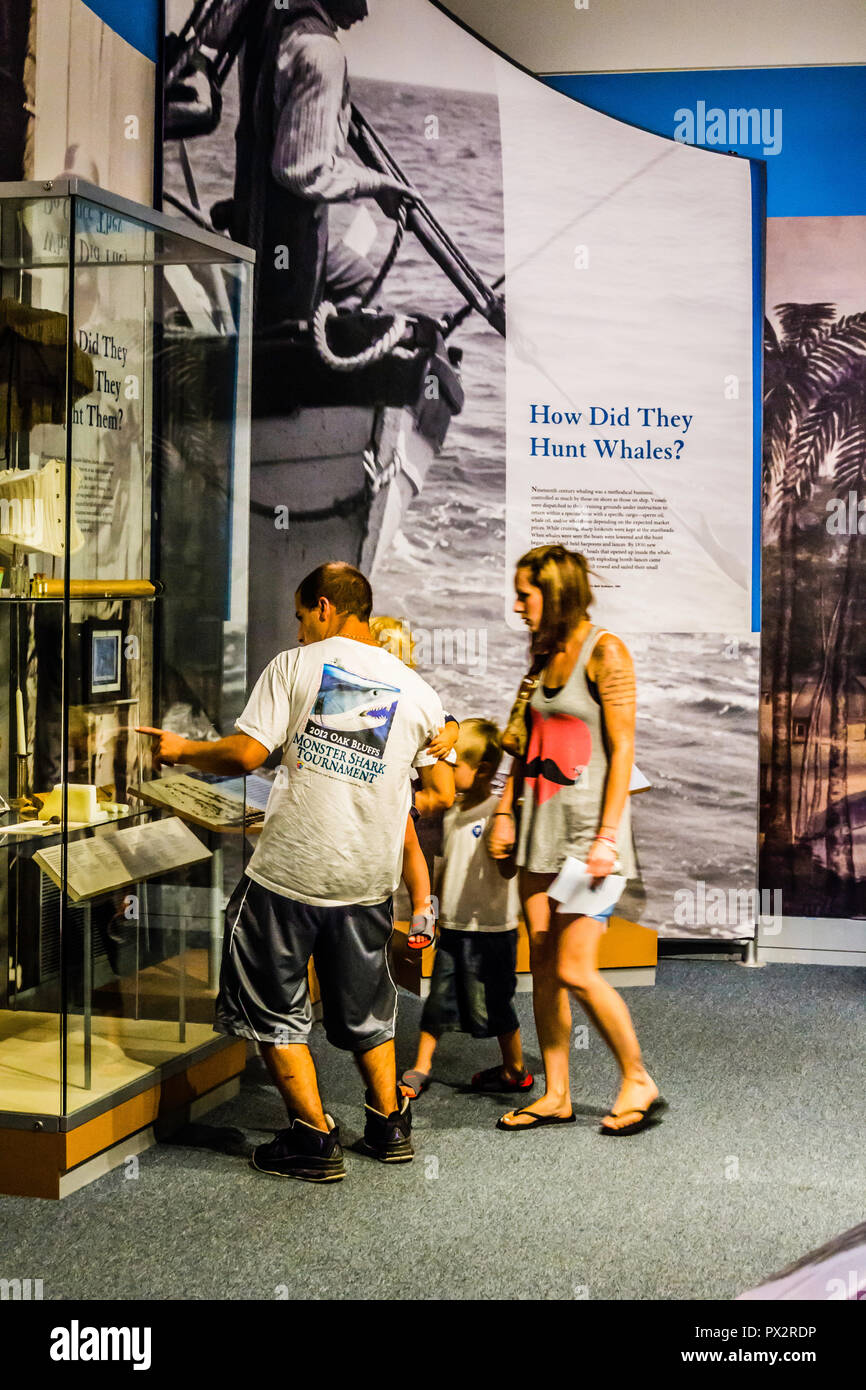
[548,856,625,917]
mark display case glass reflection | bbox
[0,182,252,1123]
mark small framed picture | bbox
[89,628,122,695]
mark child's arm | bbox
[487,772,517,859]
[426,715,459,761]
[492,845,519,880]
[487,800,519,879]
[414,759,455,817]
[402,815,436,948]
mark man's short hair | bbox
[297,562,373,621]
[458,718,502,771]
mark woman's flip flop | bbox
[599,1096,668,1137]
[399,1069,431,1100]
[471,1065,534,1093]
[496,1108,576,1131]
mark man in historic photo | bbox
[167,0,415,327]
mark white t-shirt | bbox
[438,795,520,932]
[238,636,446,906]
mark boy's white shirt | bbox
[238,636,446,907]
[437,793,520,932]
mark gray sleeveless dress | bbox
[515,625,636,879]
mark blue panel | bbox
[545,67,866,218]
[80,0,159,62]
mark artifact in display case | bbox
[0,180,253,1198]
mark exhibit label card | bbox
[497,63,756,632]
[132,775,264,830]
[34,816,211,902]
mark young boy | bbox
[399,719,534,1099]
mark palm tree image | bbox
[761,302,866,916]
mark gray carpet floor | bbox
[2,960,864,1301]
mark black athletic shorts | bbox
[214,875,397,1053]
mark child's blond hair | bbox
[369,614,417,668]
[457,718,502,772]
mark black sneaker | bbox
[362,1096,414,1163]
[251,1115,345,1183]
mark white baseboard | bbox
[758,946,866,967]
[758,916,866,966]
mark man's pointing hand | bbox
[136,726,188,770]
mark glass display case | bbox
[0,179,253,1193]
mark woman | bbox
[488,545,664,1135]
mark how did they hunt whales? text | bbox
[529,402,695,462]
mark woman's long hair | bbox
[516,544,593,659]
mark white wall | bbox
[29,0,154,204]
[439,0,866,73]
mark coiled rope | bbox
[312,199,409,373]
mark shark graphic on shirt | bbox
[303,663,400,761]
[307,694,394,733]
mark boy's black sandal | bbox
[399,1068,431,1099]
[471,1065,534,1093]
[407,910,436,950]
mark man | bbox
[139,563,454,1183]
[170,0,415,327]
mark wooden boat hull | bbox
[249,403,439,674]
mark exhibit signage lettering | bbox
[497,62,757,634]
